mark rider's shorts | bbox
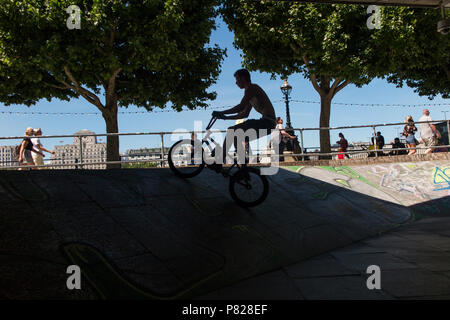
[227,116,276,140]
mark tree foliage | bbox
[378,8,449,99]
[0,0,226,166]
[220,1,448,153]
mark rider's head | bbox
[276,117,283,124]
[234,69,251,89]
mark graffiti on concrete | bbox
[319,166,378,188]
[289,165,406,205]
[363,162,448,201]
[433,166,450,191]
[285,162,450,210]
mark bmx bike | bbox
[168,116,269,207]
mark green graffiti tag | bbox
[319,166,378,188]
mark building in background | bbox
[51,129,106,169]
[122,147,170,166]
[0,145,17,168]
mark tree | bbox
[378,8,449,99]
[220,1,448,155]
[0,0,225,167]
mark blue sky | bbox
[0,17,449,153]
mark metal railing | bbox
[289,119,450,159]
[0,119,449,170]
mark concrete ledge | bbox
[277,152,450,167]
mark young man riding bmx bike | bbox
[211,69,277,171]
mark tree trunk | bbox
[102,104,121,169]
[319,94,332,159]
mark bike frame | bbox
[201,116,246,175]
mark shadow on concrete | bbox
[0,165,447,299]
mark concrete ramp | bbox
[0,159,448,299]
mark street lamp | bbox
[280,78,303,159]
[280,79,293,129]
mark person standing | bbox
[371,131,385,156]
[402,116,417,155]
[419,109,441,154]
[31,128,55,169]
[336,133,350,158]
[271,117,295,162]
[18,127,40,170]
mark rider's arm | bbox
[221,104,246,115]
[222,104,251,120]
[220,90,252,119]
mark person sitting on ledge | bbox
[389,138,407,156]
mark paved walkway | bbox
[198,216,450,300]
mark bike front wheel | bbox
[229,167,269,207]
[168,139,205,178]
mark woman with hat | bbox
[18,127,42,170]
[402,116,418,155]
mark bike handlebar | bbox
[206,116,217,130]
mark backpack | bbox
[13,144,21,159]
[13,139,29,159]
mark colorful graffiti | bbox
[359,162,450,203]
[433,166,450,191]
[285,161,450,208]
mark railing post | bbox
[299,129,304,161]
[79,135,83,169]
[372,126,378,157]
[160,133,165,167]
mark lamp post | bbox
[280,79,303,159]
[280,79,293,129]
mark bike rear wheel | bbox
[229,167,269,207]
[168,139,205,178]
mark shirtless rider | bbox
[211,69,277,171]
